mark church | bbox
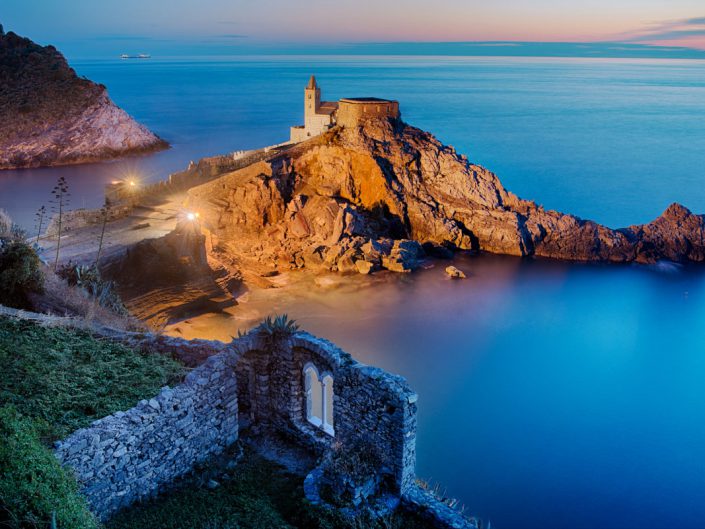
[290,75,400,142]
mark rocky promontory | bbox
[0,26,166,170]
[184,116,705,278]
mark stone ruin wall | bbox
[54,351,239,519]
[233,333,418,493]
[51,325,473,528]
[336,99,400,128]
[53,331,417,519]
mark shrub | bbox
[319,438,385,508]
[0,239,44,309]
[0,406,100,529]
[56,263,127,315]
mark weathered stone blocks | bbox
[54,327,472,526]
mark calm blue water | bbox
[3,56,705,528]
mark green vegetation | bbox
[0,209,44,310]
[57,263,128,316]
[255,314,300,343]
[0,316,184,528]
[0,406,99,529]
[106,448,427,529]
[0,317,185,441]
[0,317,429,528]
[0,239,44,309]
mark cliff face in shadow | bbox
[186,117,705,276]
[100,221,236,328]
[0,26,166,170]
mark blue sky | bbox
[3,0,705,57]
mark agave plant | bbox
[57,263,128,315]
[258,314,299,343]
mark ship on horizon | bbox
[120,53,151,59]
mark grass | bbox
[0,316,183,529]
[106,448,429,529]
[0,316,185,441]
[0,406,100,529]
[0,316,432,528]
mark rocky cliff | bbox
[187,117,705,275]
[0,26,166,170]
[100,219,236,327]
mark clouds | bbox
[626,15,705,43]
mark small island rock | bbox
[445,266,467,279]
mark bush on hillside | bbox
[0,239,44,309]
[0,406,100,529]
[0,209,44,309]
[57,263,127,316]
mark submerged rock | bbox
[445,266,467,279]
[0,29,166,170]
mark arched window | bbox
[322,374,334,435]
[303,363,334,436]
[304,364,323,428]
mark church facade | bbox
[290,75,400,142]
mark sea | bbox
[2,55,705,528]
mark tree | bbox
[94,206,108,268]
[34,205,46,244]
[50,177,70,271]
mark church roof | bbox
[340,97,395,103]
[317,101,339,115]
[306,75,318,89]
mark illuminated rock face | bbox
[0,28,166,170]
[193,116,705,273]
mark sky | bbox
[3,0,705,56]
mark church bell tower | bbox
[304,75,321,127]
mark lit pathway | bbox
[38,191,188,267]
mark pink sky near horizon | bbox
[4,0,705,50]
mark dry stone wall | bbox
[232,332,417,493]
[54,352,239,519]
[50,324,473,526]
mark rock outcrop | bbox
[0,26,166,170]
[100,220,236,327]
[186,117,705,276]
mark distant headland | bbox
[0,26,167,170]
[36,75,705,327]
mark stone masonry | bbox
[51,321,475,528]
[54,352,239,517]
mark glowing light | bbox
[186,212,197,221]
